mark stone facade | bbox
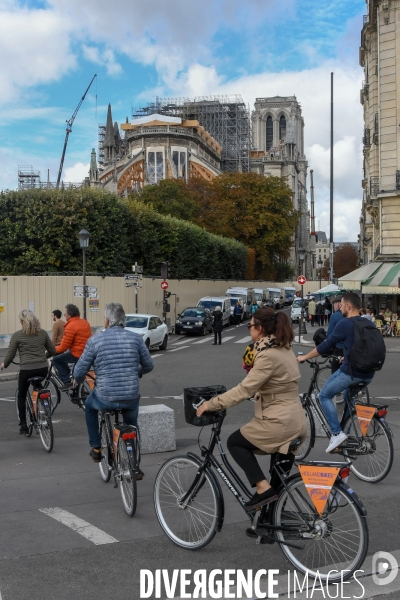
[250,96,310,276]
[359,0,400,263]
[95,105,222,195]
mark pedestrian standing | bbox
[52,309,65,346]
[233,301,243,325]
[323,297,332,324]
[316,301,324,326]
[250,300,259,316]
[212,306,223,345]
[308,297,316,326]
[327,296,344,374]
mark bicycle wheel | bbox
[117,437,137,517]
[25,397,34,437]
[37,398,54,452]
[75,381,91,409]
[342,414,393,483]
[295,403,315,463]
[154,455,219,550]
[98,418,111,483]
[316,366,344,404]
[273,476,368,582]
[43,376,61,415]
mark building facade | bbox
[250,96,310,277]
[359,0,400,264]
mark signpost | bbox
[297,276,307,342]
[125,267,143,314]
[161,281,169,290]
[73,285,97,298]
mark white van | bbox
[284,286,296,306]
[196,297,231,327]
[225,287,255,320]
[267,287,285,309]
[253,288,265,306]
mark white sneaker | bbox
[326,431,348,453]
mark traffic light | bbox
[165,291,171,298]
[161,261,169,279]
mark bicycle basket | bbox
[183,385,226,427]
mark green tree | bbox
[131,179,199,221]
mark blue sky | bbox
[0,0,365,241]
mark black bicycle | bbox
[20,376,54,452]
[98,408,140,517]
[153,386,369,583]
[297,355,393,483]
[41,358,94,414]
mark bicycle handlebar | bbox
[298,355,337,366]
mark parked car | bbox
[175,307,213,336]
[125,314,168,350]
[284,293,294,306]
[290,298,306,323]
[197,297,231,327]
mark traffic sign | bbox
[161,281,169,290]
[297,276,307,285]
[125,275,141,280]
[73,285,97,294]
[126,282,142,288]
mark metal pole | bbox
[329,72,334,284]
[298,284,304,343]
[135,289,138,314]
[82,248,87,320]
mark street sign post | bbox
[73,285,97,296]
[297,275,306,285]
[297,276,307,341]
[161,281,169,290]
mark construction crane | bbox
[56,74,97,188]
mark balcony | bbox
[362,81,369,97]
[373,113,379,144]
[363,14,369,25]
[396,170,400,191]
[370,176,379,197]
[363,129,371,147]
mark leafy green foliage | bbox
[0,188,247,279]
[132,179,199,222]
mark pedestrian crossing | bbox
[169,333,252,349]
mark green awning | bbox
[362,262,400,294]
[338,262,383,291]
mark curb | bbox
[0,372,18,382]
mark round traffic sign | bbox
[161,280,169,290]
[297,275,307,285]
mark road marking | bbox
[167,346,190,352]
[376,396,400,400]
[39,508,118,545]
[221,336,235,343]
[234,336,252,344]
[192,337,214,344]
[171,338,194,346]
[154,394,183,400]
[151,354,163,358]
[0,397,14,402]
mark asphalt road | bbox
[0,317,399,600]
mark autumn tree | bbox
[333,243,359,278]
[193,172,299,279]
[131,178,200,222]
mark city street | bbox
[0,318,399,599]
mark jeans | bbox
[85,388,139,448]
[319,369,373,435]
[52,350,79,383]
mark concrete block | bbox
[138,404,176,454]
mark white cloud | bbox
[64,162,90,182]
[82,46,122,77]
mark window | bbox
[155,317,164,327]
[147,150,164,184]
[279,115,286,141]
[172,149,187,179]
[266,116,273,150]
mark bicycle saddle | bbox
[289,438,302,452]
[27,376,45,384]
[348,382,367,391]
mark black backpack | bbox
[313,327,327,346]
[347,316,386,373]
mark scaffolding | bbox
[132,95,251,172]
[98,123,105,165]
[18,166,41,189]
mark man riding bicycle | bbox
[52,304,91,391]
[297,292,375,453]
[73,302,154,467]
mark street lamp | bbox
[318,258,323,289]
[78,228,90,320]
[298,247,307,339]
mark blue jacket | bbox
[327,309,345,349]
[74,326,154,403]
[317,316,375,380]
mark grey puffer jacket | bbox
[74,326,154,403]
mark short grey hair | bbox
[104,302,125,327]
[214,306,221,311]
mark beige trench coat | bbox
[208,341,307,454]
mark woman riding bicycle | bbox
[1,309,56,434]
[196,307,307,511]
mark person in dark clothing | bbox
[327,296,345,374]
[323,297,332,324]
[316,301,324,326]
[212,306,223,344]
[233,301,243,324]
[298,292,375,453]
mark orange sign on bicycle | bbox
[86,370,96,390]
[32,391,38,417]
[299,465,340,516]
[113,427,121,458]
[355,405,376,436]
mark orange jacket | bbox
[56,316,91,358]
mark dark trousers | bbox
[227,429,295,489]
[18,367,49,424]
[213,331,222,344]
